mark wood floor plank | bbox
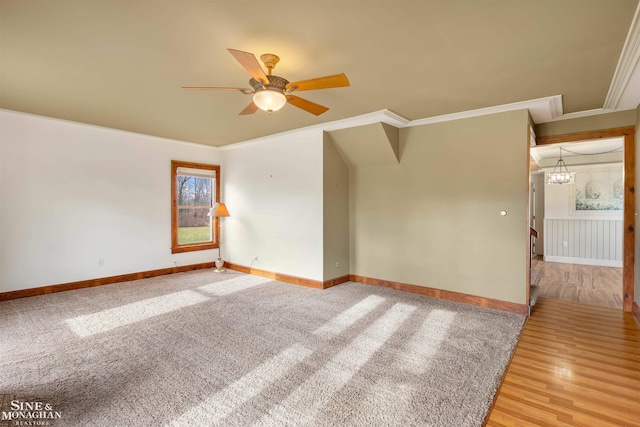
[532,259,622,309]
[485,298,640,426]
[491,394,570,426]
[504,374,640,408]
[503,375,640,416]
[512,346,640,380]
[497,383,635,427]
[517,334,640,362]
[486,407,565,427]
[506,362,639,398]
[523,323,639,344]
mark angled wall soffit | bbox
[328,122,399,168]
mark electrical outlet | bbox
[336,261,340,268]
[98,258,104,267]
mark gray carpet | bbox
[0,269,524,426]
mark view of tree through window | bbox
[171,161,220,254]
[177,175,213,244]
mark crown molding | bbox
[547,107,617,122]
[381,109,411,125]
[603,1,640,110]
[218,109,408,151]
[408,95,563,127]
[220,96,568,150]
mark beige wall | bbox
[323,133,350,280]
[535,109,636,137]
[349,110,530,304]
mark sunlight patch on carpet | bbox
[166,293,388,425]
[404,308,456,373]
[313,294,386,339]
[198,275,272,296]
[258,302,417,426]
[165,344,313,426]
[65,290,209,337]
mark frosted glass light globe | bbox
[253,90,287,113]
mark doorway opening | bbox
[531,126,635,312]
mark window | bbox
[171,160,221,254]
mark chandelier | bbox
[546,147,575,185]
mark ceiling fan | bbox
[182,49,350,116]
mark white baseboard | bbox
[543,256,622,268]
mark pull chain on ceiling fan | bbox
[182,49,350,116]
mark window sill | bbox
[171,243,219,254]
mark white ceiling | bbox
[1,0,639,147]
[532,137,624,163]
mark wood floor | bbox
[531,257,623,309]
[486,297,640,426]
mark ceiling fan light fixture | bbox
[253,89,287,113]
[183,49,349,116]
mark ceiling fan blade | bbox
[239,101,259,115]
[181,86,251,91]
[285,73,350,92]
[227,49,270,84]
[286,95,329,116]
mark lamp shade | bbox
[210,203,230,217]
[253,90,287,113]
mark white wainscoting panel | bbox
[543,219,622,267]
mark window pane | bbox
[178,207,212,244]
[171,161,220,253]
[177,176,212,207]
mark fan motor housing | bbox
[250,75,288,93]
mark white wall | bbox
[0,110,221,292]
[530,171,545,255]
[221,129,324,281]
[544,218,622,267]
[543,162,623,267]
[543,163,623,220]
